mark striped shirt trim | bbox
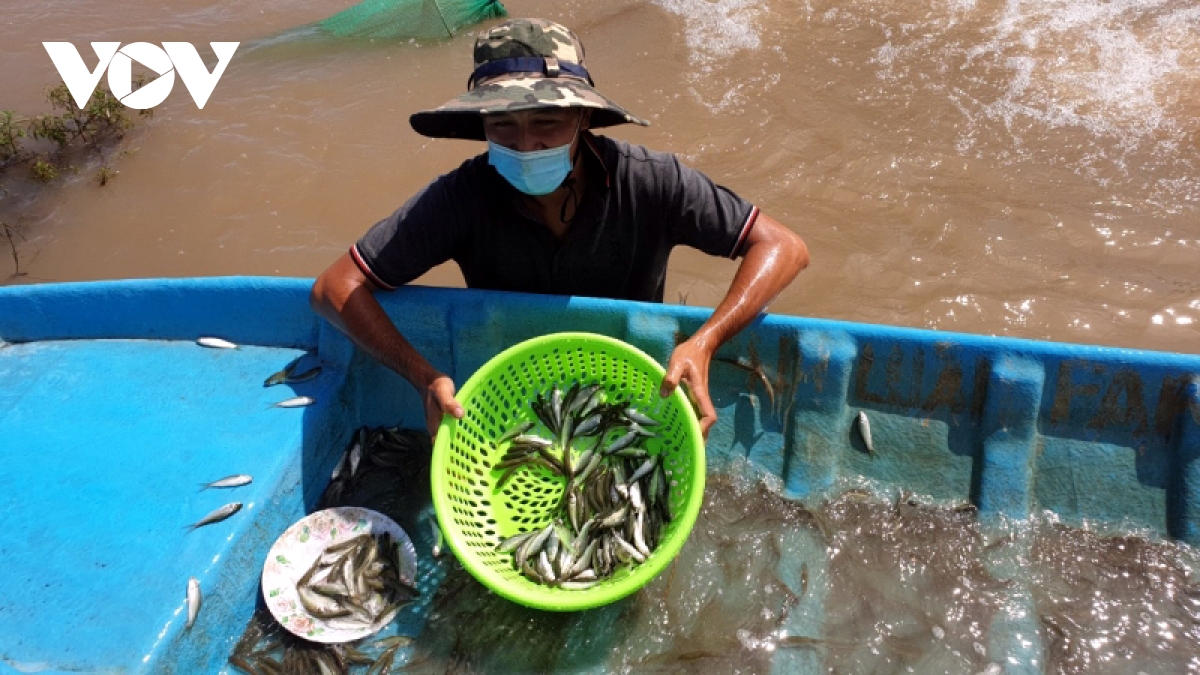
[349,244,397,291]
[728,206,760,259]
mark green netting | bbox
[319,0,507,39]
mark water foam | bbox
[851,0,1200,216]
[856,0,1200,145]
[652,0,763,68]
[651,0,770,112]
[967,0,1194,141]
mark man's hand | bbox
[661,338,718,438]
[658,213,808,439]
[423,373,464,442]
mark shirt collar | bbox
[581,131,610,188]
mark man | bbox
[311,18,808,439]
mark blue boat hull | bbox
[1,277,1197,673]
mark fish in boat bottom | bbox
[229,425,431,675]
[228,605,415,675]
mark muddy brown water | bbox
[2,0,1199,355]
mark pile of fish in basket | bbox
[493,382,673,589]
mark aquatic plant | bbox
[0,79,149,276]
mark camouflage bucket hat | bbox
[409,18,650,140]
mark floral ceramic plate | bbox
[261,507,418,643]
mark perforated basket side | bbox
[432,333,705,611]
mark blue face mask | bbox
[487,139,574,196]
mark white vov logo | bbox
[43,42,239,110]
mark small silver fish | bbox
[284,366,322,384]
[627,456,658,485]
[186,577,201,628]
[573,414,602,437]
[566,540,597,578]
[374,635,415,650]
[613,532,645,563]
[274,396,315,408]
[856,411,875,455]
[624,407,659,427]
[198,474,252,491]
[598,506,629,529]
[496,530,538,554]
[603,429,640,456]
[551,387,563,421]
[537,550,556,582]
[632,511,651,558]
[263,359,299,387]
[188,502,243,530]
[348,441,362,478]
[512,435,553,449]
[577,385,606,419]
[196,337,238,349]
[629,422,658,438]
[495,420,535,447]
[629,481,644,511]
[330,448,349,481]
[431,519,444,558]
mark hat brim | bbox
[409,77,649,141]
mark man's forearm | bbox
[692,215,808,352]
[311,266,440,390]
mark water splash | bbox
[814,0,1200,215]
[652,0,763,68]
[651,0,773,113]
[963,0,1196,142]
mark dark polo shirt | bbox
[352,133,759,302]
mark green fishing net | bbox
[320,0,507,39]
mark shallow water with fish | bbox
[237,430,1200,674]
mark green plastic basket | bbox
[431,332,706,612]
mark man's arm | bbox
[310,252,463,439]
[660,213,809,436]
